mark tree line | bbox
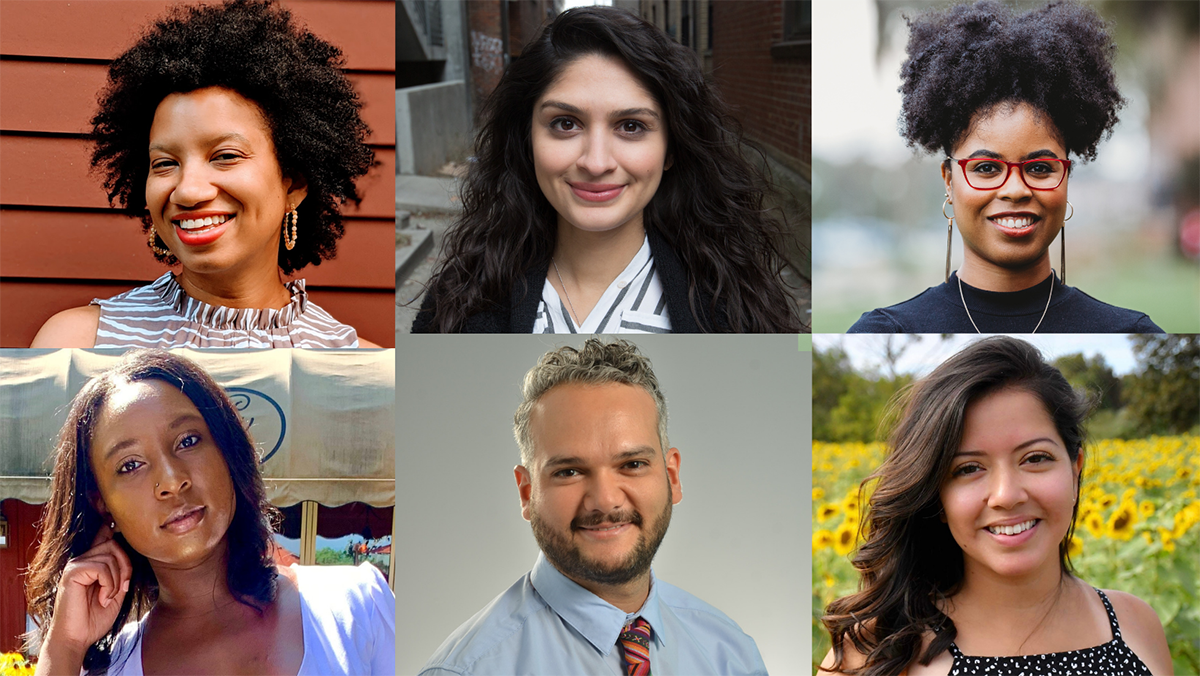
[814,335,1200,443]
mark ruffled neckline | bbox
[148,272,309,331]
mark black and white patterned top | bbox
[91,272,359,348]
[948,588,1154,676]
[533,236,671,334]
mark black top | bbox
[947,588,1154,676]
[848,271,1163,334]
[411,228,723,333]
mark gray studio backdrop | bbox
[396,335,812,675]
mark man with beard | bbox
[420,339,768,676]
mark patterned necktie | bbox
[618,617,652,676]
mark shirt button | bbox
[617,280,628,288]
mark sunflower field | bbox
[811,435,1200,675]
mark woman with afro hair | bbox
[30,0,378,348]
[411,6,804,333]
[848,0,1163,334]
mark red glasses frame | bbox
[950,157,1072,191]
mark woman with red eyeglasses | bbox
[848,1,1163,334]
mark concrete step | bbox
[396,174,461,214]
[395,227,434,286]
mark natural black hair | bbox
[23,350,279,673]
[90,0,374,275]
[899,0,1124,162]
[416,6,801,333]
[822,336,1092,676]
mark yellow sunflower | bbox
[1066,535,1083,558]
[817,503,840,523]
[812,487,825,502]
[1083,512,1105,539]
[1138,501,1155,519]
[833,522,857,557]
[1106,501,1137,540]
[812,529,835,551]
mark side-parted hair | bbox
[420,6,802,332]
[23,350,278,673]
[514,338,668,466]
[822,337,1091,676]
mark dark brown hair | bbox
[416,6,802,332]
[23,350,278,673]
[822,336,1090,676]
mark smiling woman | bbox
[28,0,377,348]
[819,337,1172,676]
[21,350,395,676]
[847,1,1163,334]
[412,6,802,333]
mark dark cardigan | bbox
[411,229,720,333]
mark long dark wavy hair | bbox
[822,337,1091,676]
[23,350,279,673]
[418,6,801,332]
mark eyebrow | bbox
[539,100,661,121]
[953,437,1061,458]
[149,132,253,153]
[101,412,206,460]
[542,446,659,471]
[964,148,1062,161]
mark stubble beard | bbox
[531,487,673,587]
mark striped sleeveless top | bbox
[91,272,359,348]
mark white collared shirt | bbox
[533,236,672,334]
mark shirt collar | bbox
[530,552,666,656]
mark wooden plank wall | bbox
[0,0,396,347]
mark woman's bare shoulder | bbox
[1102,588,1173,675]
[30,306,100,348]
[820,627,953,676]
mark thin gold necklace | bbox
[552,259,581,326]
[958,272,1053,333]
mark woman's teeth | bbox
[987,519,1037,536]
[993,216,1035,229]
[177,215,231,231]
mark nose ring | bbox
[155,482,160,489]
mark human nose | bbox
[986,465,1027,510]
[996,162,1033,200]
[576,129,618,177]
[582,469,626,515]
[154,456,192,497]
[170,160,219,207]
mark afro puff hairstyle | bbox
[898,0,1124,163]
[90,0,374,275]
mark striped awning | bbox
[0,348,394,507]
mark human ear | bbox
[664,154,673,171]
[515,465,533,522]
[93,495,117,531]
[666,447,682,505]
[282,172,308,209]
[941,161,953,198]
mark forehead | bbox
[528,382,660,463]
[537,53,660,113]
[149,86,273,146]
[92,380,203,447]
[953,102,1065,157]
[960,387,1062,449]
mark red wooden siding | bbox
[0,0,396,347]
[0,500,44,654]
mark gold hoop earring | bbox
[148,230,173,258]
[942,197,954,283]
[1064,201,1074,222]
[283,208,299,251]
[1060,226,1067,285]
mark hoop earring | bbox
[942,197,954,283]
[283,208,299,251]
[1060,226,1066,285]
[148,230,172,258]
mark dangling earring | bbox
[148,230,171,257]
[1061,201,1073,285]
[282,207,298,250]
[942,197,955,283]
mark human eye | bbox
[623,459,650,471]
[150,157,177,171]
[178,433,201,450]
[552,468,580,478]
[969,161,1002,176]
[617,120,648,136]
[550,117,579,133]
[951,463,983,477]
[1023,161,1054,176]
[117,459,144,475]
[1023,451,1056,465]
[212,150,244,164]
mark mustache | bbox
[572,510,643,530]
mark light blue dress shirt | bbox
[421,553,768,675]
